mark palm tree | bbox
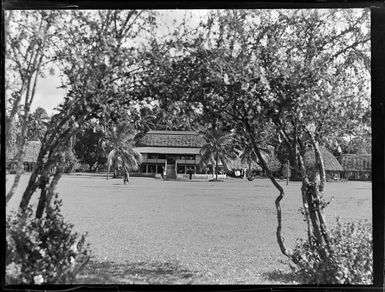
[238,142,272,175]
[199,127,237,181]
[105,121,142,180]
[132,107,156,142]
[239,143,259,178]
[27,107,50,141]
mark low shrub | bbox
[6,194,90,284]
[290,218,372,284]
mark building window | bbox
[148,164,156,173]
[185,155,195,160]
[158,154,166,159]
[158,164,165,174]
[177,165,186,174]
[186,166,195,174]
[148,154,158,159]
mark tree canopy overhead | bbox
[129,8,370,267]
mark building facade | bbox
[6,140,41,172]
[134,130,207,179]
[338,154,371,181]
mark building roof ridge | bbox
[147,130,200,135]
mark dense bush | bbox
[6,194,90,284]
[291,218,372,284]
[64,149,81,173]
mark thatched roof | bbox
[338,154,371,171]
[225,157,262,170]
[137,130,205,148]
[7,141,41,163]
[134,146,201,155]
[304,146,343,171]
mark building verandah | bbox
[137,153,199,176]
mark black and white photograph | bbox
[4,6,374,286]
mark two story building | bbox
[134,130,207,179]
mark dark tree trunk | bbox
[19,150,53,212]
[243,122,299,263]
[36,187,47,219]
[215,153,219,181]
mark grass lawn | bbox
[6,174,372,284]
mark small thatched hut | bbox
[303,146,343,180]
[225,156,262,177]
[338,154,371,181]
[6,141,41,172]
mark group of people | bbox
[121,166,196,183]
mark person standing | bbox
[123,168,129,184]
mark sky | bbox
[31,10,209,115]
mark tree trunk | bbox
[45,166,63,216]
[18,142,57,212]
[297,152,312,243]
[296,141,331,259]
[19,169,40,212]
[243,124,298,264]
[6,164,23,203]
[215,153,219,181]
[35,186,47,219]
[6,127,28,203]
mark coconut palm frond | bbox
[219,156,232,172]
[107,149,118,173]
[108,121,136,147]
[199,128,237,179]
[120,148,142,171]
[199,149,215,167]
[126,147,143,164]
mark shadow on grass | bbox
[74,260,203,284]
[261,269,299,284]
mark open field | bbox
[6,174,371,284]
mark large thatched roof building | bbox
[303,146,343,179]
[137,130,205,148]
[134,130,206,178]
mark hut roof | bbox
[137,130,205,148]
[338,154,371,171]
[133,146,201,155]
[225,157,262,170]
[7,141,41,163]
[304,146,343,171]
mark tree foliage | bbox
[6,10,59,202]
[16,10,154,217]
[73,125,107,172]
[105,121,142,179]
[131,9,370,279]
[26,107,50,142]
[199,127,237,180]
